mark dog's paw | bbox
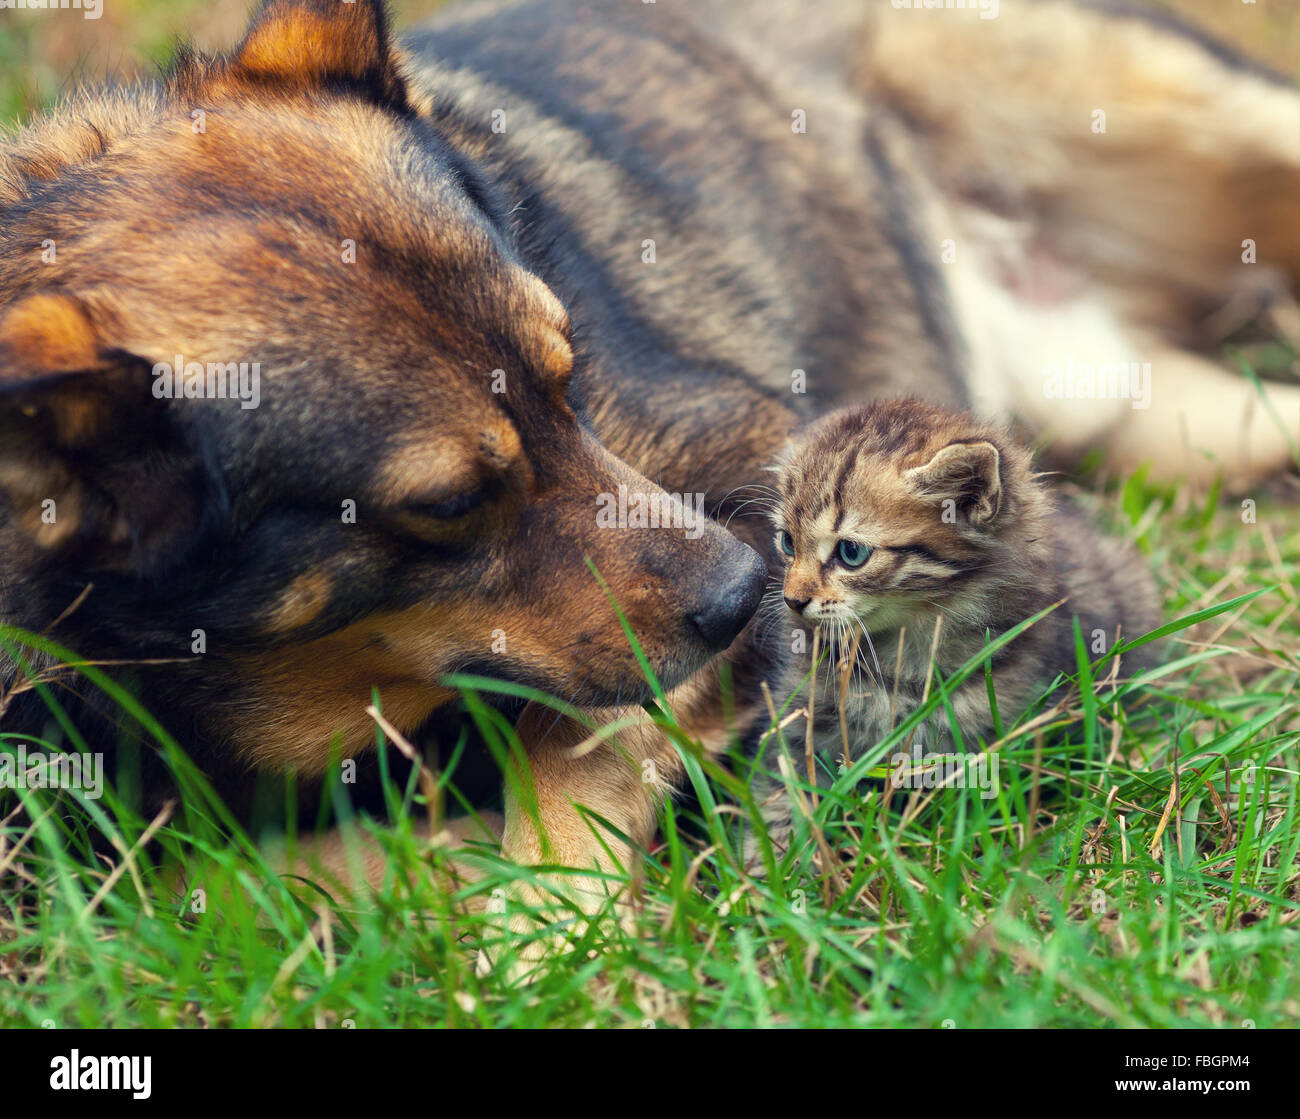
[474,877,630,984]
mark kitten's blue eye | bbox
[837,539,871,568]
[778,530,795,557]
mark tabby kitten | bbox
[758,398,1160,838]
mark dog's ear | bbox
[177,0,409,111]
[0,292,223,572]
[904,440,1003,526]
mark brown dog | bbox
[0,0,774,881]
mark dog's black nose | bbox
[783,595,810,614]
[691,546,766,651]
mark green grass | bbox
[1,468,1297,1028]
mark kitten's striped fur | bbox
[760,398,1161,840]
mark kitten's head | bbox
[770,399,1049,634]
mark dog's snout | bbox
[690,545,766,652]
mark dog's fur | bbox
[2,0,1298,919]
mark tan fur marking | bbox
[513,274,574,392]
[263,570,334,635]
[536,331,575,384]
[477,419,524,473]
[237,11,373,84]
[10,479,83,549]
[373,438,484,507]
[225,617,458,774]
[0,294,100,378]
[375,417,525,508]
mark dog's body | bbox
[2,0,1299,916]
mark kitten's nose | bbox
[784,595,811,615]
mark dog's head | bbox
[0,0,765,770]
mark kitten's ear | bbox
[905,440,1002,526]
[764,437,798,475]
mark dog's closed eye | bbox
[406,486,490,520]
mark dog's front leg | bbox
[479,703,679,980]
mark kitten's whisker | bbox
[723,495,780,530]
[850,615,885,684]
[726,495,778,514]
[717,482,781,505]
